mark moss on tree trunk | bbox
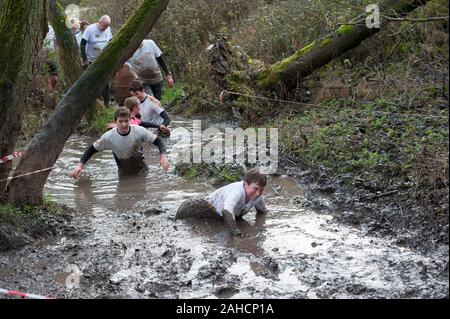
[0,0,48,199]
[48,0,82,88]
[257,0,431,92]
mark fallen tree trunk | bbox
[257,0,431,92]
[6,0,169,205]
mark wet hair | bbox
[114,106,131,120]
[128,80,144,93]
[80,21,89,32]
[244,168,267,187]
[124,96,140,112]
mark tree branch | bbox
[381,14,449,22]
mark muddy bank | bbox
[280,158,449,254]
[0,203,74,252]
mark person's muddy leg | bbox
[150,81,164,101]
[176,198,217,219]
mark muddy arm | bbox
[223,210,242,237]
[255,198,268,215]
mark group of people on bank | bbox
[62,15,269,237]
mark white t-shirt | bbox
[82,24,113,62]
[93,125,157,159]
[75,30,83,47]
[44,25,56,51]
[206,181,266,217]
[139,94,165,127]
[126,39,163,84]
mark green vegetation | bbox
[161,84,186,106]
[86,106,116,134]
[175,162,245,185]
[175,163,203,181]
[0,203,22,228]
[276,98,448,193]
[212,164,245,184]
[0,199,71,251]
[0,198,67,231]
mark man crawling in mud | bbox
[70,107,169,178]
[176,168,268,237]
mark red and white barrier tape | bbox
[0,166,54,183]
[0,288,56,299]
[0,152,23,165]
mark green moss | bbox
[348,149,389,171]
[275,41,316,72]
[320,37,333,48]
[258,41,317,87]
[42,196,66,216]
[337,24,354,35]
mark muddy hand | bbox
[160,155,169,171]
[167,74,174,88]
[159,125,170,133]
[71,163,84,179]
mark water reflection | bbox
[73,176,95,216]
[115,174,147,212]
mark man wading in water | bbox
[176,169,268,237]
[71,107,169,178]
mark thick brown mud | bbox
[0,117,448,299]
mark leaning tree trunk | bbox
[257,0,431,92]
[48,0,82,88]
[0,0,48,199]
[6,0,169,205]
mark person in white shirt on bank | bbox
[80,15,113,107]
